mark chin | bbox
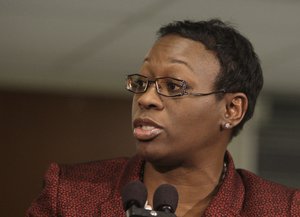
[135,142,181,169]
[136,141,163,161]
[136,142,158,160]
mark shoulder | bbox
[237,168,296,196]
[59,157,130,183]
[43,157,131,187]
[55,157,134,201]
[26,157,139,216]
[237,168,300,216]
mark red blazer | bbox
[26,152,300,216]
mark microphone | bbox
[121,180,148,211]
[153,184,178,214]
[121,181,178,217]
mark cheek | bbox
[167,100,220,134]
[131,97,138,116]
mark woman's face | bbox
[131,35,226,167]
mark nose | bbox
[135,83,164,110]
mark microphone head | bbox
[121,180,148,211]
[153,184,179,213]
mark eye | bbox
[134,78,145,87]
[130,75,148,91]
[158,78,184,96]
[165,80,183,92]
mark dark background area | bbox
[0,89,135,217]
[258,96,300,188]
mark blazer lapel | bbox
[100,155,144,217]
[100,196,125,217]
[203,152,245,216]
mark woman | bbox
[27,19,300,217]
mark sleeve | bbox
[25,163,60,217]
[291,190,300,216]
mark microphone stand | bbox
[126,206,176,217]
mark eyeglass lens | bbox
[127,74,185,97]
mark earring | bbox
[224,123,231,129]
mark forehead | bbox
[143,35,220,82]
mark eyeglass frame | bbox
[126,73,226,97]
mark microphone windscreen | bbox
[121,180,148,211]
[153,184,179,213]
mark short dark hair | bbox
[157,19,263,137]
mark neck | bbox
[143,158,226,217]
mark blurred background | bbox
[1,0,300,216]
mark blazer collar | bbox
[203,151,245,216]
[101,152,245,216]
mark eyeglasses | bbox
[126,74,226,97]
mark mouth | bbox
[133,118,163,141]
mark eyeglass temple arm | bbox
[186,89,226,96]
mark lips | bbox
[133,118,163,141]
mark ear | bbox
[222,93,248,130]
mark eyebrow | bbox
[143,57,194,72]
